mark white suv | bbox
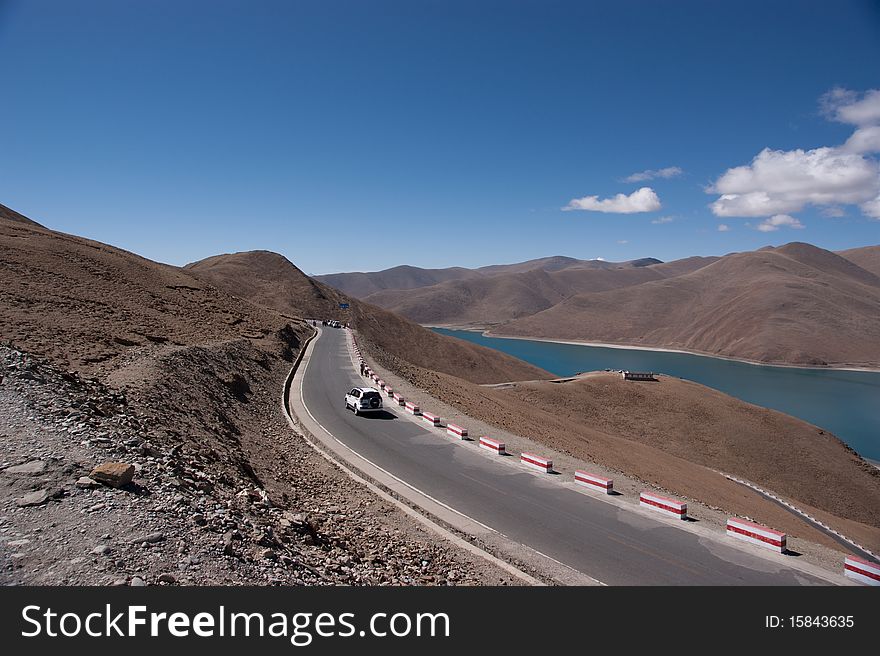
[344,387,383,415]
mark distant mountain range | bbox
[316,254,666,298]
[316,244,880,367]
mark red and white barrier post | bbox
[725,518,786,553]
[405,401,421,416]
[521,453,552,473]
[422,412,441,427]
[393,393,405,406]
[639,491,687,520]
[574,471,613,495]
[479,437,505,455]
[844,556,880,586]
[446,423,468,439]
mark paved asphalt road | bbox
[300,328,831,585]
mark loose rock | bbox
[89,462,135,488]
[131,532,164,544]
[17,489,50,507]
[5,460,47,475]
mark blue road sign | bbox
[339,303,350,309]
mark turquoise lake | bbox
[432,328,880,461]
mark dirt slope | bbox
[838,245,880,278]
[186,251,552,385]
[0,202,43,227]
[0,221,300,374]
[499,242,880,367]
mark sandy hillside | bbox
[499,242,880,367]
[0,219,300,375]
[186,251,551,385]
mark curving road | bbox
[297,328,836,585]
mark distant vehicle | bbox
[344,387,383,415]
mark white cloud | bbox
[617,239,629,244]
[821,88,880,126]
[651,215,675,224]
[756,214,804,232]
[717,223,730,232]
[624,166,683,182]
[862,194,880,219]
[564,187,661,213]
[842,125,880,154]
[821,206,846,218]
[709,146,879,217]
[709,89,880,221]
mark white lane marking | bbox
[298,330,605,586]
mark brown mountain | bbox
[837,245,880,278]
[360,256,715,327]
[186,251,551,384]
[0,216,300,375]
[498,242,880,367]
[314,254,666,299]
[314,264,482,298]
[0,202,43,227]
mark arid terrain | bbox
[3,203,879,586]
[318,243,880,367]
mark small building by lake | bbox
[621,370,656,381]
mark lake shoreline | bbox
[424,325,880,373]
[430,326,880,460]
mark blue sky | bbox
[1,0,879,274]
